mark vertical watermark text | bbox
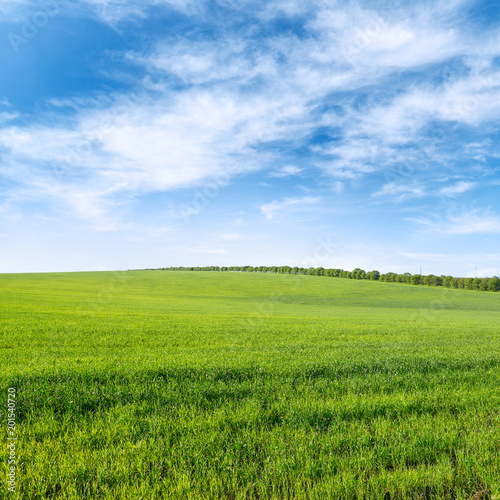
[6,388,17,494]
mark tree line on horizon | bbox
[143,266,500,292]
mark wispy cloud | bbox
[269,166,303,178]
[412,210,500,235]
[440,181,477,196]
[0,0,30,19]
[445,213,500,235]
[373,182,425,201]
[0,112,19,123]
[0,0,199,23]
[3,0,500,227]
[260,196,320,220]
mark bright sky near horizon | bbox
[1,0,500,276]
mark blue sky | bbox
[1,0,500,276]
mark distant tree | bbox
[465,278,474,290]
[351,268,365,280]
[488,277,500,291]
[424,274,437,286]
[156,264,500,293]
[479,278,489,291]
[314,267,325,276]
[403,273,412,284]
[411,274,422,285]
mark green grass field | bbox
[1,270,500,499]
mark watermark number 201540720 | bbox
[6,388,17,494]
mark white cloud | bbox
[2,0,500,229]
[373,182,425,201]
[0,89,274,223]
[260,196,320,220]
[0,0,199,24]
[269,165,303,178]
[440,181,476,196]
[412,210,500,235]
[437,70,500,124]
[0,0,29,19]
[332,181,344,193]
[308,3,463,71]
[0,112,19,123]
[445,213,500,235]
[77,0,201,24]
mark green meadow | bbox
[1,270,500,499]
